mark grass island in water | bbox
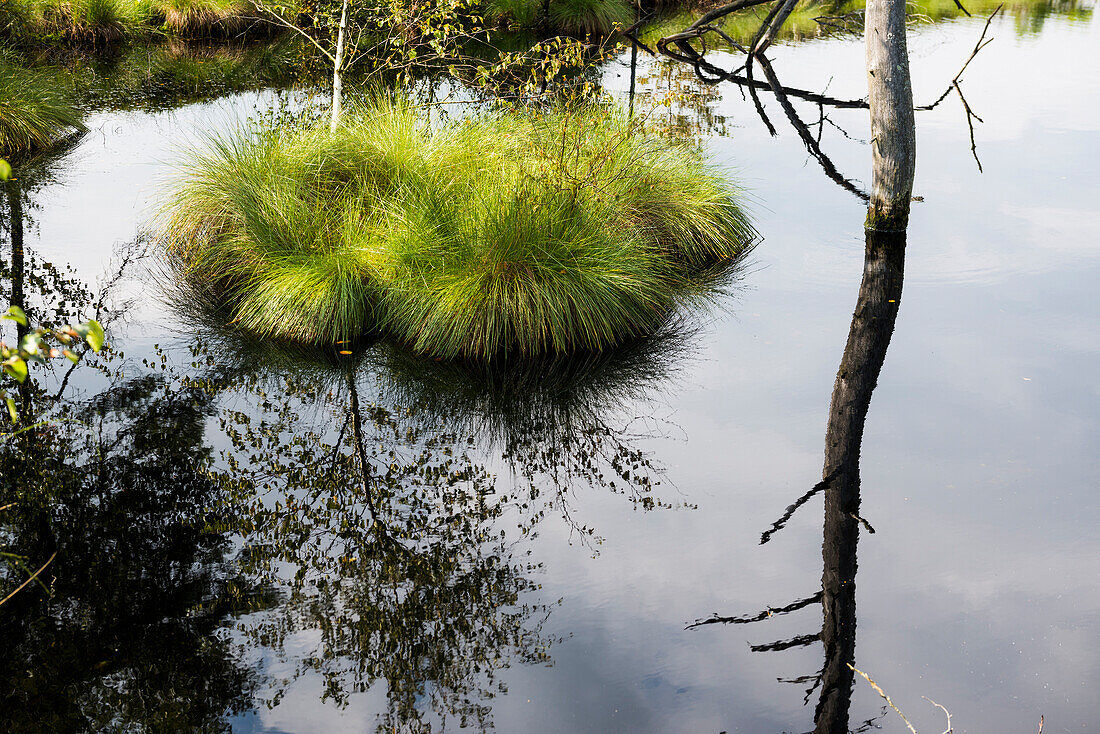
[159,99,755,360]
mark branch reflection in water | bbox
[168,249,750,729]
[688,227,905,733]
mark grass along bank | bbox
[158,98,755,360]
[0,54,85,159]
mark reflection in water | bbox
[0,371,269,730]
[156,302,705,728]
[210,359,555,730]
[688,227,905,733]
[814,228,904,732]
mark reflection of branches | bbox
[687,591,822,629]
[759,472,835,545]
[751,632,821,653]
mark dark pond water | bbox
[2,4,1099,732]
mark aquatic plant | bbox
[0,59,86,159]
[158,98,754,359]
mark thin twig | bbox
[917,4,1003,110]
[0,551,56,606]
[848,664,918,734]
[923,696,953,734]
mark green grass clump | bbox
[549,0,632,35]
[0,57,86,159]
[486,0,632,34]
[158,98,754,360]
[33,0,155,43]
[152,0,258,37]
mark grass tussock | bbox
[34,0,154,43]
[158,98,755,360]
[487,0,633,35]
[0,0,270,44]
[0,56,86,159]
[155,0,258,37]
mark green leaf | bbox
[3,305,27,327]
[0,159,11,182]
[18,333,44,357]
[74,320,105,352]
[3,357,28,383]
[63,349,79,364]
[85,320,105,352]
[5,396,17,423]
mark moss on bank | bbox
[158,99,755,360]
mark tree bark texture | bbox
[865,0,916,230]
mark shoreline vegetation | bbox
[157,98,755,360]
[0,54,86,159]
[0,0,1085,53]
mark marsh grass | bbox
[158,98,755,359]
[1,0,268,43]
[156,0,247,35]
[33,0,155,43]
[0,56,86,159]
[486,0,632,35]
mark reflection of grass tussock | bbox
[158,97,755,359]
[0,55,86,159]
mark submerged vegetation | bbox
[158,98,754,359]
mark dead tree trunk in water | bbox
[865,0,916,230]
[816,6,915,723]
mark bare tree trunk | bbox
[330,0,349,133]
[864,0,916,230]
[815,8,916,724]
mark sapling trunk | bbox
[864,0,916,230]
[330,0,349,133]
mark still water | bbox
[2,4,1098,732]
